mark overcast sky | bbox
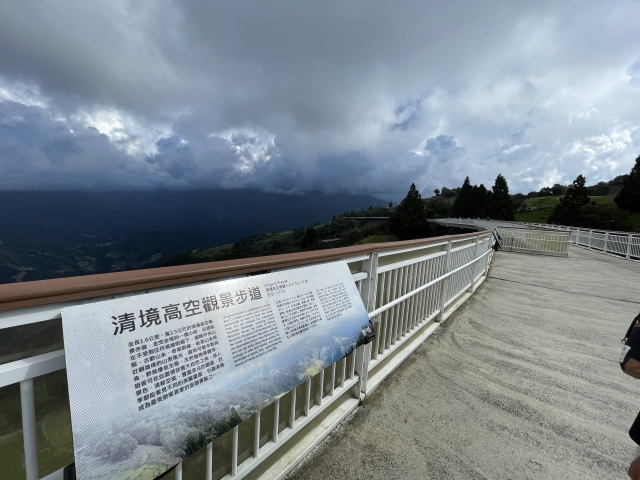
[0,1,639,199]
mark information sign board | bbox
[62,261,370,480]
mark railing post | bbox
[575,228,580,245]
[627,234,633,260]
[232,425,239,476]
[604,232,610,253]
[206,442,213,480]
[353,252,377,398]
[438,240,452,322]
[254,410,261,458]
[588,231,593,249]
[21,379,38,480]
[483,236,491,277]
[468,235,480,293]
[353,343,371,399]
[361,252,379,313]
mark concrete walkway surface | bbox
[287,247,640,479]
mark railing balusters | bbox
[379,272,390,354]
[391,268,400,345]
[399,266,409,336]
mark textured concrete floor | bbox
[287,247,640,479]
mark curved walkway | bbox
[287,247,640,479]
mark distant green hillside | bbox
[0,229,208,284]
[515,195,640,231]
[520,195,614,210]
[0,206,398,284]
[157,207,397,267]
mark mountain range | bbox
[0,189,387,283]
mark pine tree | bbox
[484,174,514,220]
[615,155,640,213]
[388,183,428,240]
[452,177,473,217]
[471,184,488,217]
[300,227,318,249]
[548,174,590,226]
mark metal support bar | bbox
[273,398,280,443]
[254,411,261,458]
[361,252,379,312]
[469,235,480,293]
[627,235,633,260]
[232,425,239,476]
[437,241,451,322]
[305,377,311,416]
[21,379,39,480]
[290,387,296,428]
[206,442,213,480]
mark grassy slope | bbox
[515,196,640,231]
[520,195,615,210]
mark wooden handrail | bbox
[0,230,492,313]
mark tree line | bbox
[388,154,640,239]
[546,155,640,230]
[388,173,515,240]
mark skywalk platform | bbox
[287,246,640,479]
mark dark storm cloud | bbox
[424,135,466,163]
[0,0,639,195]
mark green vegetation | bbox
[388,184,428,240]
[615,154,640,212]
[520,195,613,211]
[0,370,74,480]
[548,175,590,226]
[543,172,640,231]
[514,209,555,223]
[449,174,514,220]
[159,206,399,267]
[452,177,488,218]
[0,229,208,284]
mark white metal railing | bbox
[525,224,640,261]
[431,218,571,257]
[0,231,495,480]
[432,217,640,261]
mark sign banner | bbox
[62,261,370,480]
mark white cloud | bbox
[0,0,639,194]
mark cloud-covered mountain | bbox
[0,189,387,244]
